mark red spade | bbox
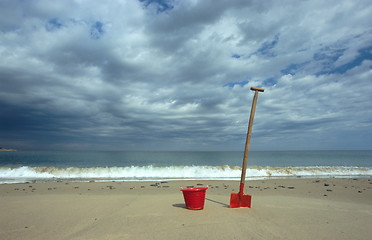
[230,87,264,208]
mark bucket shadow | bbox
[173,199,230,209]
[172,203,187,209]
[205,198,230,208]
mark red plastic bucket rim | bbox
[180,186,208,192]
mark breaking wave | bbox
[0,165,371,183]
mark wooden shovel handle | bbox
[240,87,264,187]
[250,87,264,92]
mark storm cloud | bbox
[1,0,371,151]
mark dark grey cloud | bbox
[0,0,371,151]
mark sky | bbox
[0,0,371,151]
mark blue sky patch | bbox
[316,46,372,75]
[313,47,345,62]
[90,21,104,39]
[232,54,242,59]
[255,34,279,57]
[224,80,249,88]
[139,0,174,13]
[46,18,63,31]
[263,77,277,87]
[281,61,309,75]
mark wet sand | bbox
[0,178,371,240]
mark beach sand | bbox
[0,178,371,240]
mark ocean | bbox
[0,150,371,183]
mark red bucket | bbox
[180,187,208,210]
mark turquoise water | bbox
[1,150,371,168]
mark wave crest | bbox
[0,165,371,183]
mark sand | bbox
[0,178,371,240]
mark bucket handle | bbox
[180,185,209,190]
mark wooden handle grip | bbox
[250,87,264,92]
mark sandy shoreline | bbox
[0,178,371,240]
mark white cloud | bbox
[0,0,371,150]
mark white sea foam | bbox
[0,165,371,183]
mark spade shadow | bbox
[205,198,230,208]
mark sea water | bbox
[0,150,371,183]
